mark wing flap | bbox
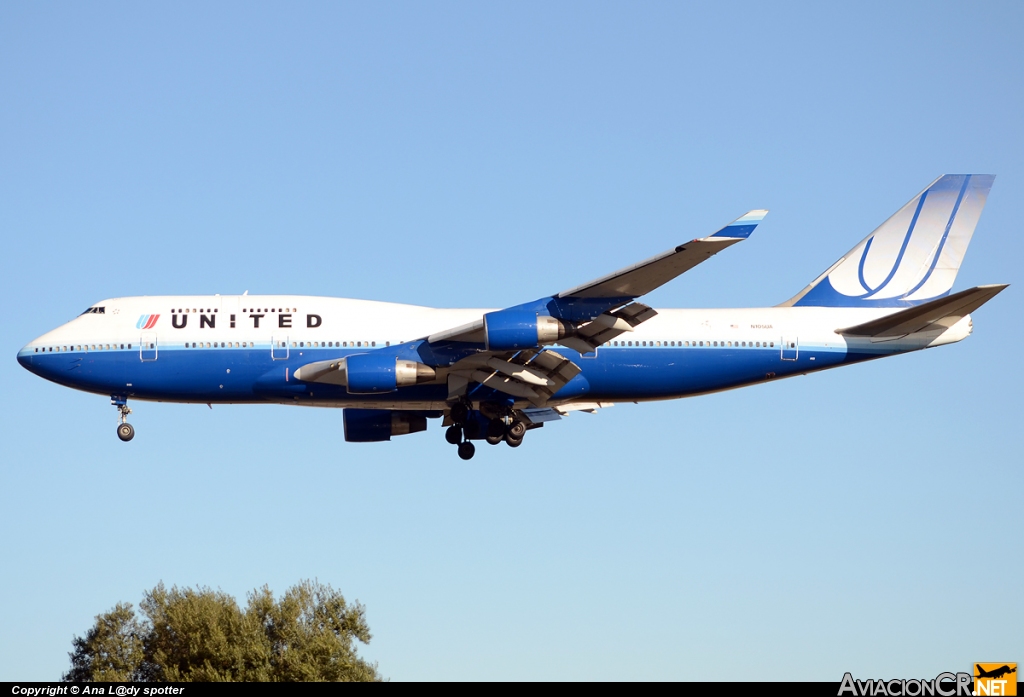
[837,284,1008,338]
[450,349,581,406]
[565,302,658,353]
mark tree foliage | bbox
[63,580,381,682]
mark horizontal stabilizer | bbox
[838,284,1007,338]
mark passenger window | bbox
[771,342,775,347]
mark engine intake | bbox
[483,310,573,351]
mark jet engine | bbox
[343,409,427,442]
[343,353,436,394]
[483,310,573,351]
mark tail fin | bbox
[781,175,995,307]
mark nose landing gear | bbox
[112,396,134,442]
[117,422,135,442]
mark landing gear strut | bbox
[112,396,134,442]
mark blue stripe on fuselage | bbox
[20,342,876,404]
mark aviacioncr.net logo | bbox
[839,672,973,696]
[974,663,1017,696]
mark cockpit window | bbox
[80,307,105,315]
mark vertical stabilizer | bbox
[781,175,994,307]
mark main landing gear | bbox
[112,396,134,442]
[445,401,530,460]
[445,423,477,461]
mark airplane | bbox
[17,174,1007,460]
[975,665,1016,680]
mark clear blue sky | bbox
[1,1,1021,681]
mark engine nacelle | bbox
[483,310,573,351]
[344,353,436,394]
[343,409,427,442]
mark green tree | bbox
[63,580,381,682]
[64,602,145,682]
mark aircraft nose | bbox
[17,346,35,371]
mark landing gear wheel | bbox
[507,420,527,440]
[485,434,504,446]
[487,418,506,438]
[457,441,476,460]
[445,425,463,445]
[117,423,135,442]
[463,419,481,440]
[450,402,469,425]
[505,435,523,448]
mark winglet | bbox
[709,209,769,239]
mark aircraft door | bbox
[140,332,158,361]
[781,336,798,361]
[271,336,289,360]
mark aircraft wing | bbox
[427,209,767,348]
[556,209,768,299]
[295,209,766,405]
